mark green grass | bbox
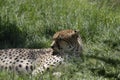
[0,0,120,80]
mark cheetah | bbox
[0,29,83,75]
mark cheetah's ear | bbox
[53,31,59,40]
[53,32,62,40]
[53,32,59,40]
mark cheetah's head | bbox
[51,29,83,57]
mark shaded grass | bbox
[0,17,26,48]
[0,0,120,80]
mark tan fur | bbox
[53,30,79,40]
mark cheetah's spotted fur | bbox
[0,48,63,75]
